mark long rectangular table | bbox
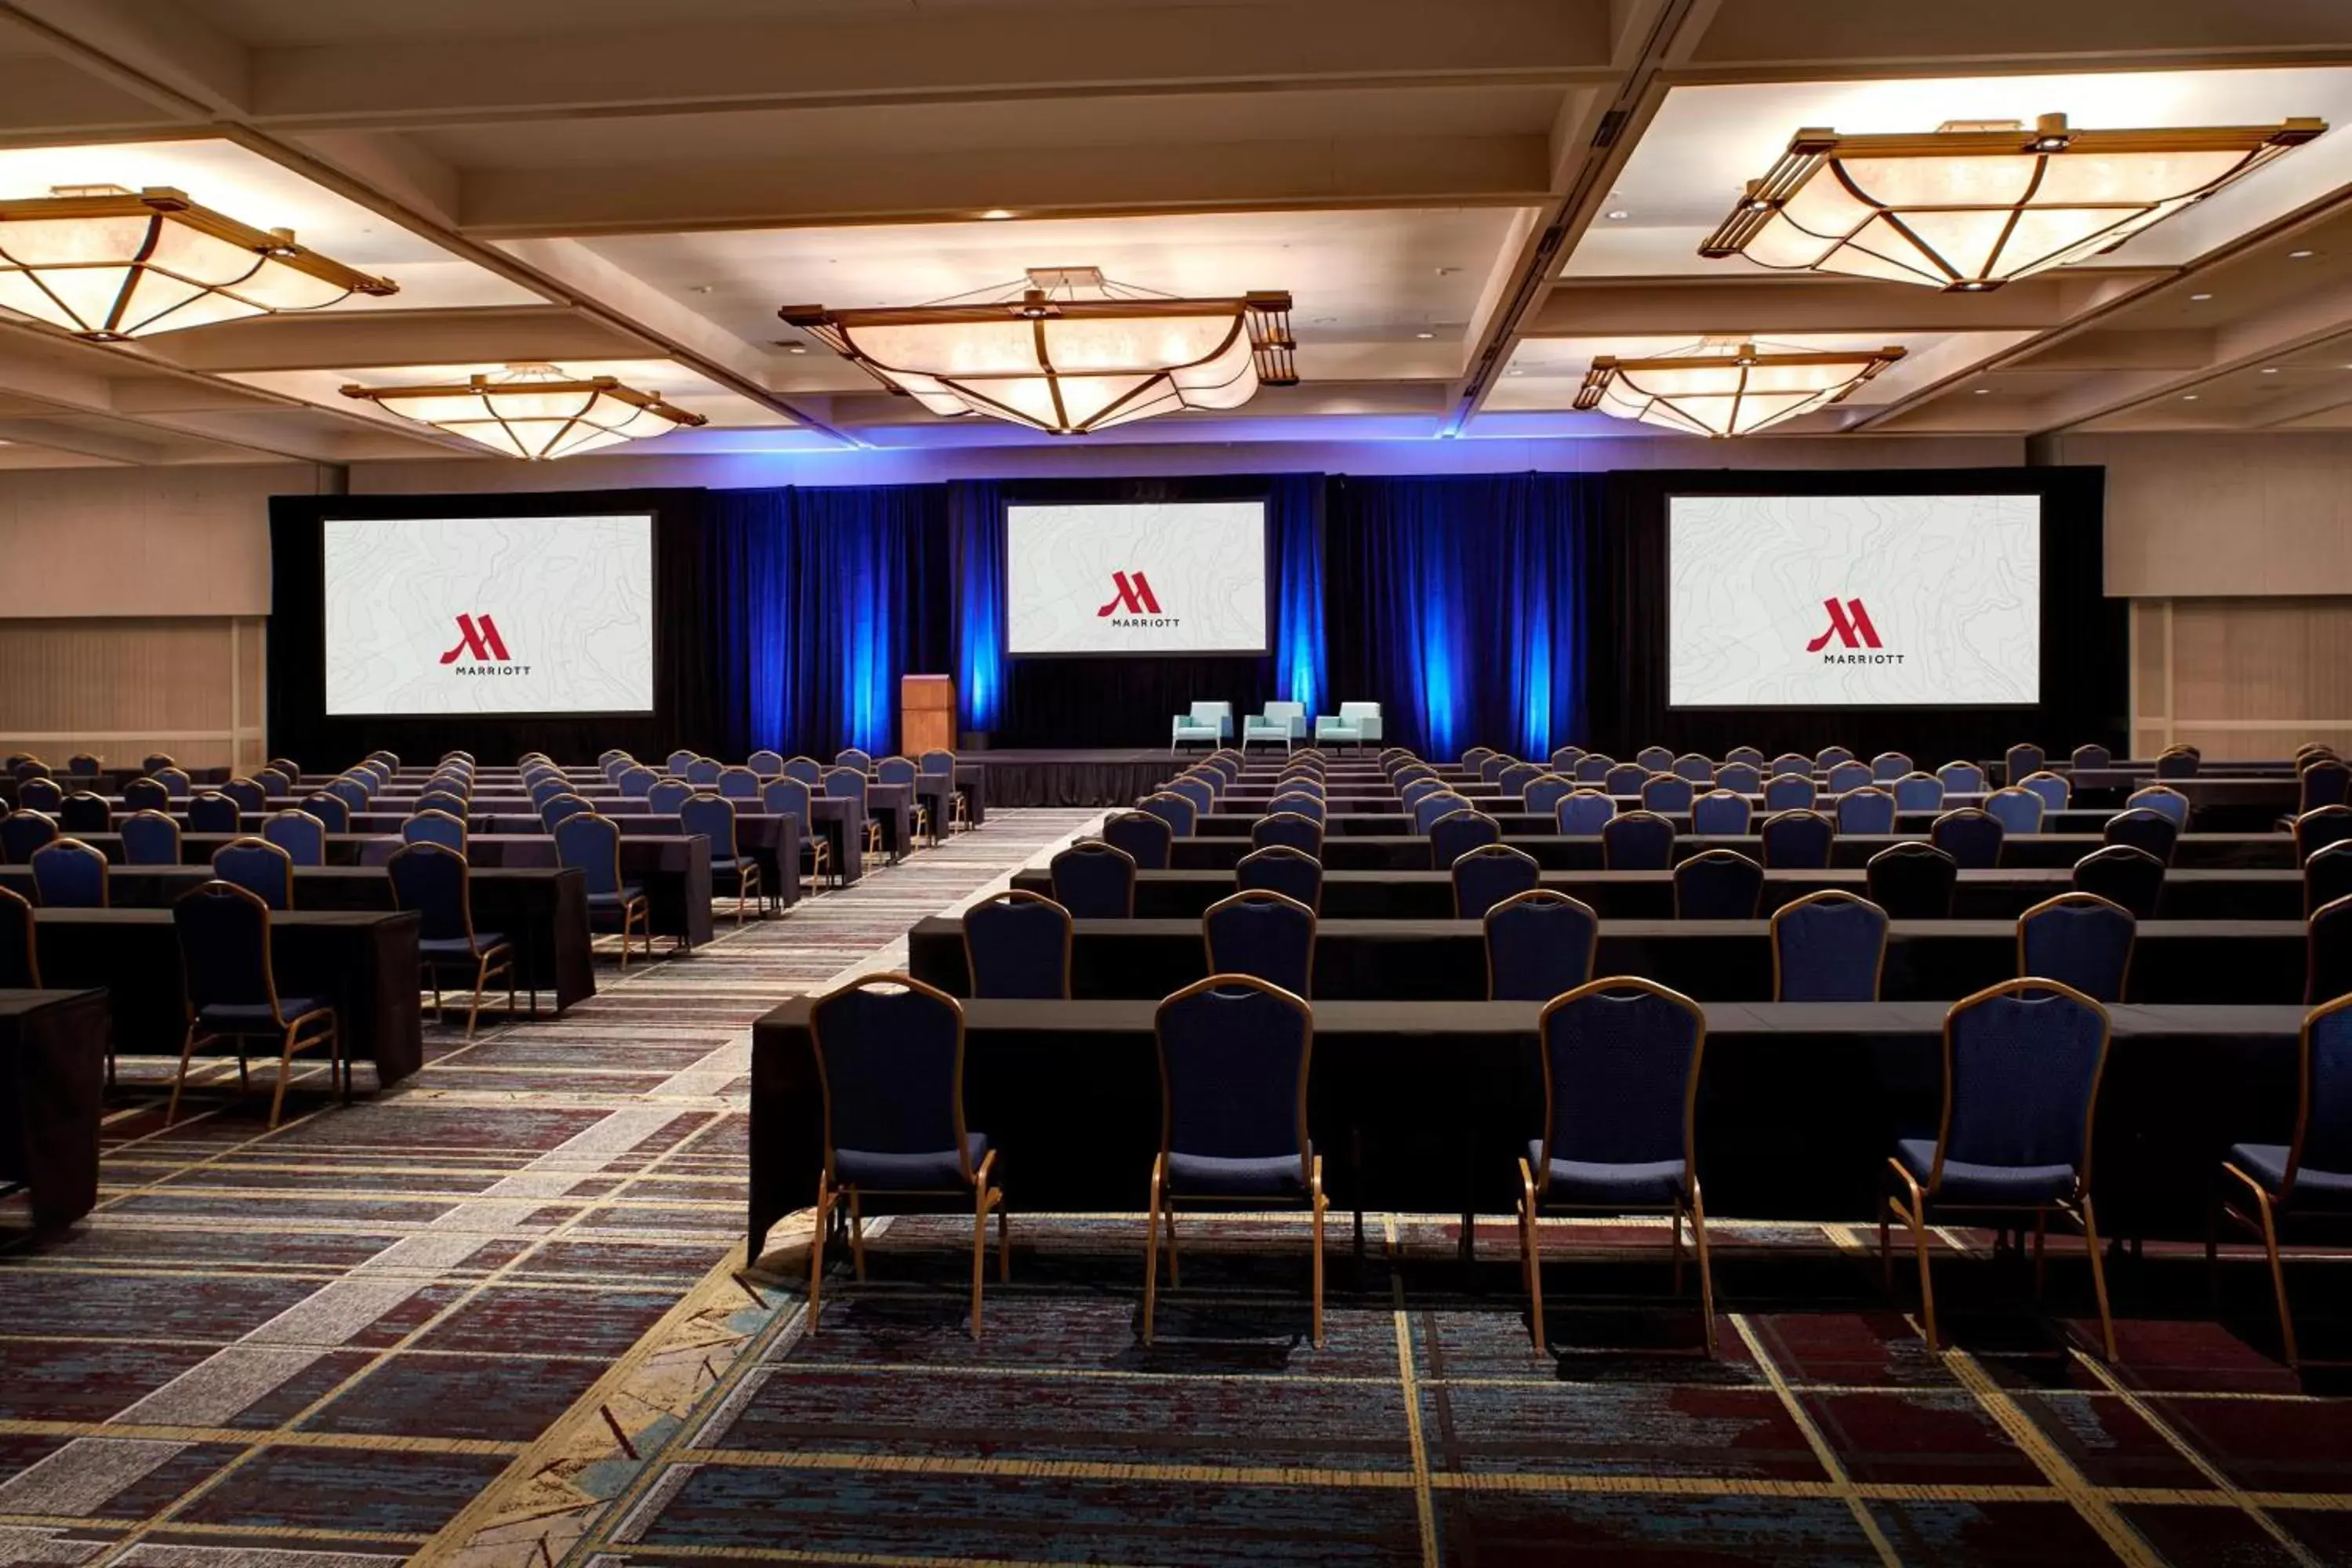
[908,915,2309,1004]
[1192,806,2178,838]
[0,865,596,1014]
[29,909,422,1086]
[749,999,2307,1251]
[1007,866,2307,922]
[0,988,108,1229]
[1165,831,2293,872]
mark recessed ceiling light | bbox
[979,209,1014,220]
[2183,393,2200,401]
[1415,331,1435,339]
[2190,292,2214,301]
[2291,249,2316,258]
[688,285,714,295]
[1605,210,1630,220]
[786,344,808,355]
[1973,387,1992,394]
[2262,366,2281,373]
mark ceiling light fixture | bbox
[1573,338,1906,437]
[979,209,1015,220]
[2291,249,2317,258]
[0,183,396,340]
[1700,114,2324,291]
[780,267,1294,434]
[2190,292,2215,300]
[339,363,707,459]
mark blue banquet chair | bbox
[389,841,517,1037]
[555,811,652,966]
[2126,784,2190,829]
[1871,751,1913,783]
[1251,811,1323,856]
[1725,746,1766,768]
[59,793,110,833]
[1772,891,1888,1000]
[1430,809,1501,869]
[1762,774,1816,813]
[1640,775,1694,815]
[121,808,183,866]
[539,793,596,830]
[2216,993,2352,1368]
[962,889,1072,999]
[1452,843,1541,919]
[2075,844,2166,921]
[1602,762,1650,797]
[648,778,694,815]
[187,792,240,834]
[1523,774,1574,816]
[746,750,786,776]
[1635,746,1674,772]
[1867,842,1957,920]
[2019,771,2071,815]
[15,778,62,813]
[2017,892,2135,1004]
[2,809,59,864]
[1714,763,1762,795]
[2294,805,2352,864]
[1237,845,1323,913]
[1601,811,1673,870]
[833,748,873,774]
[1768,753,1811,779]
[1671,753,1714,785]
[2103,808,2180,866]
[1050,841,1136,918]
[1573,755,1614,784]
[681,792,763,924]
[685,757,723,787]
[260,810,323,866]
[1938,760,1989,793]
[1202,889,1316,996]
[1893,773,1944,811]
[1555,789,1615,837]
[1485,890,1599,1001]
[763,777,834,887]
[1825,760,1873,794]
[169,880,343,1130]
[1673,848,1763,919]
[1140,791,1197,840]
[211,836,294,910]
[782,756,822,785]
[2070,743,2111,771]
[1816,746,1855,769]
[1835,787,1898,835]
[718,765,762,800]
[299,793,350,833]
[1983,787,2045,836]
[1103,810,1174,871]
[30,838,107,908]
[1412,790,1471,834]
[1267,789,1325,824]
[1691,789,1751,836]
[1931,808,2005,869]
[1759,809,1833,870]
[2004,743,2045,782]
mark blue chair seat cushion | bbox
[2229,1143,2352,1210]
[420,933,506,961]
[1167,1147,1312,1199]
[1896,1138,2076,1205]
[198,997,327,1032]
[1526,1142,1686,1206]
[711,855,752,875]
[836,1132,989,1191]
[586,885,645,909]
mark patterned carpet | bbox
[7,808,2352,1567]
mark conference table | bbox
[28,909,423,1086]
[0,865,597,1014]
[0,988,108,1230]
[1164,831,2296,872]
[1007,866,2308,921]
[749,998,2307,1250]
[1190,804,2206,838]
[907,915,2309,1004]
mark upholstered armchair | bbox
[1171,700,1232,753]
[1243,701,1308,753]
[1312,701,1383,752]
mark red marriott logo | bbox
[1805,597,1882,652]
[1096,572,1163,618]
[440,613,510,662]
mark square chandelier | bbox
[1573,339,1906,437]
[339,364,708,459]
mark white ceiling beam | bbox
[2,0,248,116]
[241,2,1615,130]
[0,52,184,136]
[457,133,1554,238]
[1526,274,2136,335]
[0,417,169,464]
[1678,0,2352,75]
[135,307,654,375]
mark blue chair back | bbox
[763,777,814,822]
[1602,763,1650,797]
[539,793,596,830]
[664,750,697,775]
[747,750,786,775]
[1825,760,1873,793]
[119,808,183,866]
[121,778,169,814]
[1555,790,1615,837]
[1461,747,1497,771]
[1156,978,1312,1181]
[1412,791,1471,834]
[1762,774,1815,812]
[1769,753,1810,779]
[1167,776,1216,816]
[2018,893,2135,1003]
[2126,785,2189,829]
[1725,746,1765,768]
[1933,981,2107,1192]
[59,793,110,833]
[529,777,571,809]
[835,749,873,773]
[618,766,659,797]
[1835,788,1897,835]
[647,778,693,815]
[1534,979,1703,1187]
[1639,775,1694,814]
[1892,773,1944,811]
[2103,808,2179,866]
[66,753,101,777]
[221,778,267,813]
[31,839,107,907]
[1715,763,1762,794]
[1759,808,1833,869]
[325,776,369,812]
[1673,848,1763,919]
[1867,841,1958,919]
[1930,808,2005,869]
[388,840,483,948]
[154,768,192,799]
[1478,756,1513,784]
[964,891,1072,999]
[16,779,61,812]
[212,837,294,910]
[2294,1000,2352,1184]
[1452,843,1540,919]
[1690,790,1751,836]
[1773,891,1888,1000]
[1267,790,1324,824]
[252,768,293,797]
[1983,787,2045,835]
[1937,760,1988,793]
[2071,744,2111,771]
[1430,810,1501,869]
[402,809,466,853]
[920,750,955,777]
[679,793,740,860]
[2,810,57,864]
[684,757,722,786]
[1399,776,1443,811]
[1634,746,1674,772]
[2004,743,2045,782]
[173,880,281,1022]
[1250,811,1323,856]
[2156,749,2201,780]
[811,975,971,1185]
[187,792,241,833]
[1238,845,1323,913]
[822,767,867,809]
[2301,761,2350,813]
[2295,806,2352,863]
[2076,844,2166,921]
[1549,746,1584,773]
[1601,811,1673,870]
[1815,746,1854,769]
[1871,752,1912,783]
[1485,890,1598,1001]
[1050,841,1136,918]
[1670,753,1714,785]
[876,757,917,786]
[2020,771,2070,814]
[1203,890,1316,996]
[261,809,325,866]
[718,766,761,800]
[1497,762,1545,797]
[554,812,626,898]
[1573,755,1613,784]
[1103,810,1174,870]
[782,756,822,784]
[299,793,350,833]
[1523,775,1574,815]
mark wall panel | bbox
[2131,597,2352,758]
[0,617,267,773]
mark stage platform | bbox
[966,746,1327,807]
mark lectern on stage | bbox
[901,674,954,757]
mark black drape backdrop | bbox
[268,466,2122,770]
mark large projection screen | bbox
[1006,500,1268,655]
[1668,493,2042,708]
[322,514,655,716]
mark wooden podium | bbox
[901,674,956,757]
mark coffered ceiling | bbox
[0,0,2347,465]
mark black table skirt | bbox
[750,999,2309,1250]
[0,866,595,1013]
[29,909,422,1084]
[1009,866,2306,922]
[908,916,2310,1005]
[1164,832,2292,873]
[0,988,108,1229]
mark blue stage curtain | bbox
[1269,474,1326,718]
[948,479,1006,736]
[705,485,949,758]
[1325,473,1597,760]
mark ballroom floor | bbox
[5,809,2351,1568]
